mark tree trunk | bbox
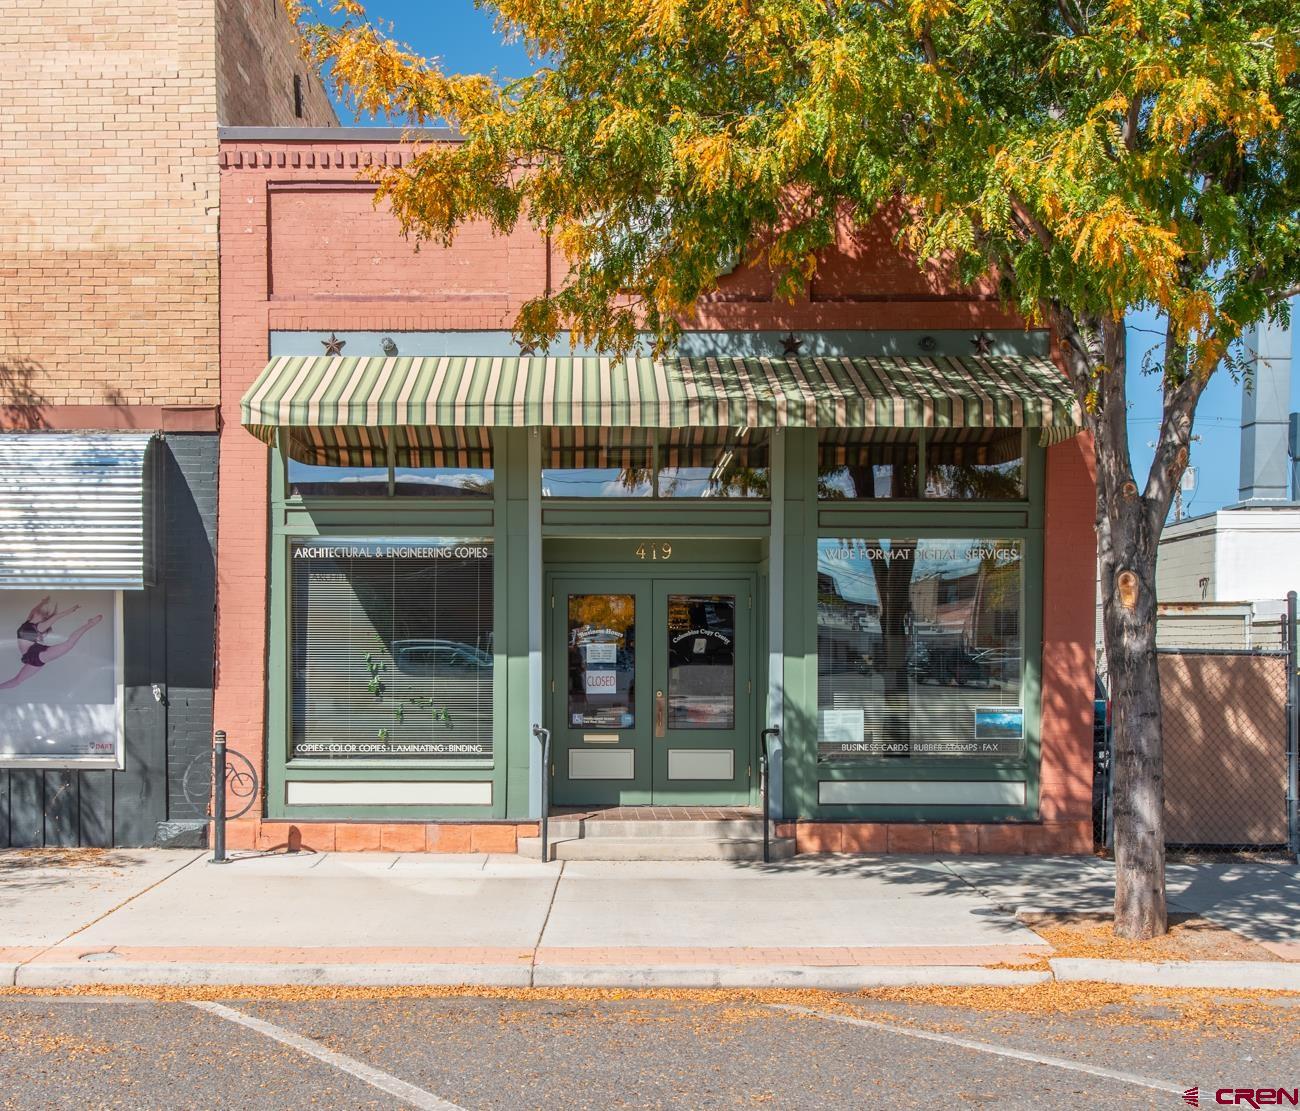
[1054,308,1170,939]
[1102,499,1168,939]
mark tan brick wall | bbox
[0,0,333,420]
[0,0,218,411]
[217,0,336,126]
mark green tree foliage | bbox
[292,0,1299,938]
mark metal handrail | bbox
[532,724,552,862]
[759,725,781,863]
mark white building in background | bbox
[1153,313,1297,650]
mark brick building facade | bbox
[218,131,1096,858]
[0,2,335,847]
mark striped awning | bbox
[242,354,1082,465]
[0,433,154,589]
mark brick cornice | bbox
[220,145,421,171]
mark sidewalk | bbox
[1,848,1297,990]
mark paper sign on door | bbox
[585,642,617,664]
[584,670,618,695]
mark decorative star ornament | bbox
[970,332,994,357]
[780,331,804,357]
[322,333,346,356]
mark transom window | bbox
[818,429,1025,501]
[285,428,494,498]
[542,428,769,499]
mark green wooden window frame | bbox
[266,434,528,822]
[781,429,1046,823]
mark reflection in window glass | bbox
[288,428,494,499]
[542,428,769,498]
[543,430,653,498]
[288,460,389,497]
[818,432,919,499]
[393,468,494,497]
[567,594,637,728]
[667,594,736,729]
[925,429,1024,499]
[290,539,494,760]
[658,430,768,498]
[816,538,1023,761]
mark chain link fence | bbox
[1095,595,1300,858]
[1158,647,1291,852]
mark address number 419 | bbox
[635,542,673,561]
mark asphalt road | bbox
[1,987,1296,1109]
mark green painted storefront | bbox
[259,421,1051,827]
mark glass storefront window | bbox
[286,428,494,498]
[657,430,769,498]
[543,429,768,498]
[667,594,736,729]
[0,590,122,765]
[925,429,1024,500]
[543,431,654,498]
[290,539,494,760]
[567,594,637,728]
[816,538,1024,761]
[288,461,390,497]
[392,467,494,497]
[817,429,1025,501]
[818,431,919,499]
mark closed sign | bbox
[585,670,617,694]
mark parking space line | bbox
[191,1001,468,1110]
[769,1004,1184,1095]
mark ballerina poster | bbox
[0,591,120,764]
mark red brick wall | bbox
[267,185,545,301]
[1038,432,1098,850]
[217,0,336,126]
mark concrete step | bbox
[547,818,767,840]
[519,834,796,862]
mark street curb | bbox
[14,963,534,988]
[10,960,1299,991]
[1050,959,1300,990]
[12,962,1048,990]
[531,965,1053,988]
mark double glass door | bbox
[549,574,753,806]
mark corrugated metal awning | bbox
[240,354,1083,467]
[0,434,155,590]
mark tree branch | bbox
[1121,95,1141,151]
[1141,325,1207,535]
[1010,196,1055,253]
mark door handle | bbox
[654,690,666,738]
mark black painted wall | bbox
[0,433,217,848]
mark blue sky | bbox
[328,1,1296,516]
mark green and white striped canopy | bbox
[242,354,1082,466]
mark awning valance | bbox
[0,434,154,590]
[242,354,1082,463]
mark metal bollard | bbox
[532,725,551,862]
[760,725,781,863]
[212,730,228,864]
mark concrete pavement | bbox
[1,847,1297,988]
[8,989,1298,1109]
